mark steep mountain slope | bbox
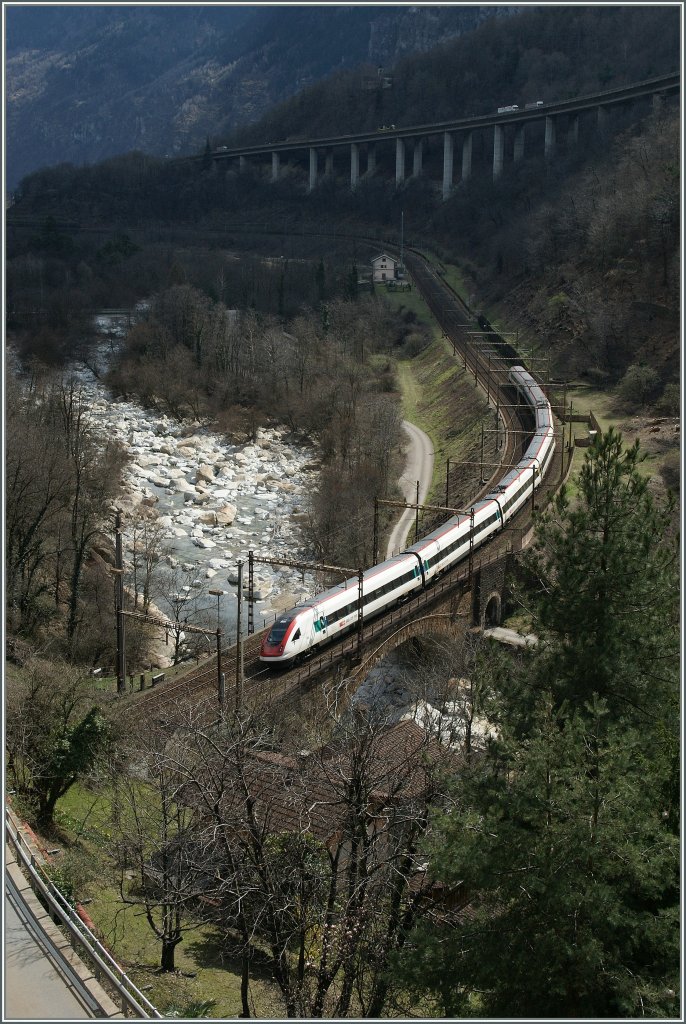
[231,5,680,143]
[5,4,514,189]
[6,6,679,427]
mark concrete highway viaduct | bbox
[208,73,679,199]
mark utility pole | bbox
[247,550,254,635]
[357,570,364,663]
[114,510,126,695]
[235,561,244,712]
[209,589,225,706]
[480,424,486,485]
[414,480,420,541]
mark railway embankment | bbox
[394,329,497,518]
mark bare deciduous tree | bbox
[113,714,208,973]
[116,693,457,1016]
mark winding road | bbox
[386,420,434,558]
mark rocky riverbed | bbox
[79,312,319,651]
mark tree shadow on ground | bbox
[183,928,276,983]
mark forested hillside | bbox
[232,5,679,143]
[7,4,680,375]
[5,8,680,1017]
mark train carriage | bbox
[260,552,423,663]
[260,364,555,665]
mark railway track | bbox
[123,250,563,718]
[403,248,529,481]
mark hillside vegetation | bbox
[233,5,679,143]
[5,9,680,1018]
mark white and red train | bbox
[260,365,555,665]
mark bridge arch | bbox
[483,592,502,629]
[346,613,466,692]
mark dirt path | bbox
[386,420,434,557]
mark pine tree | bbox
[526,428,679,722]
[396,431,680,1016]
[398,698,679,1017]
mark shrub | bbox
[660,451,680,493]
[617,363,661,408]
[656,382,680,416]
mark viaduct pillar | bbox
[366,144,376,176]
[493,124,504,180]
[395,137,406,186]
[325,149,334,177]
[308,147,318,192]
[442,131,454,199]
[271,151,280,182]
[568,114,579,147]
[461,131,473,181]
[513,124,525,163]
[544,115,556,160]
[597,105,608,133]
[413,138,424,177]
[350,143,360,189]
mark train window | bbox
[292,628,301,642]
[267,616,294,643]
[365,568,417,606]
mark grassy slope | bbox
[382,279,495,519]
[50,783,282,1018]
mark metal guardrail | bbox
[5,867,103,1017]
[5,809,163,1019]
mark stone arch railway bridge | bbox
[206,73,679,199]
[123,248,588,720]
